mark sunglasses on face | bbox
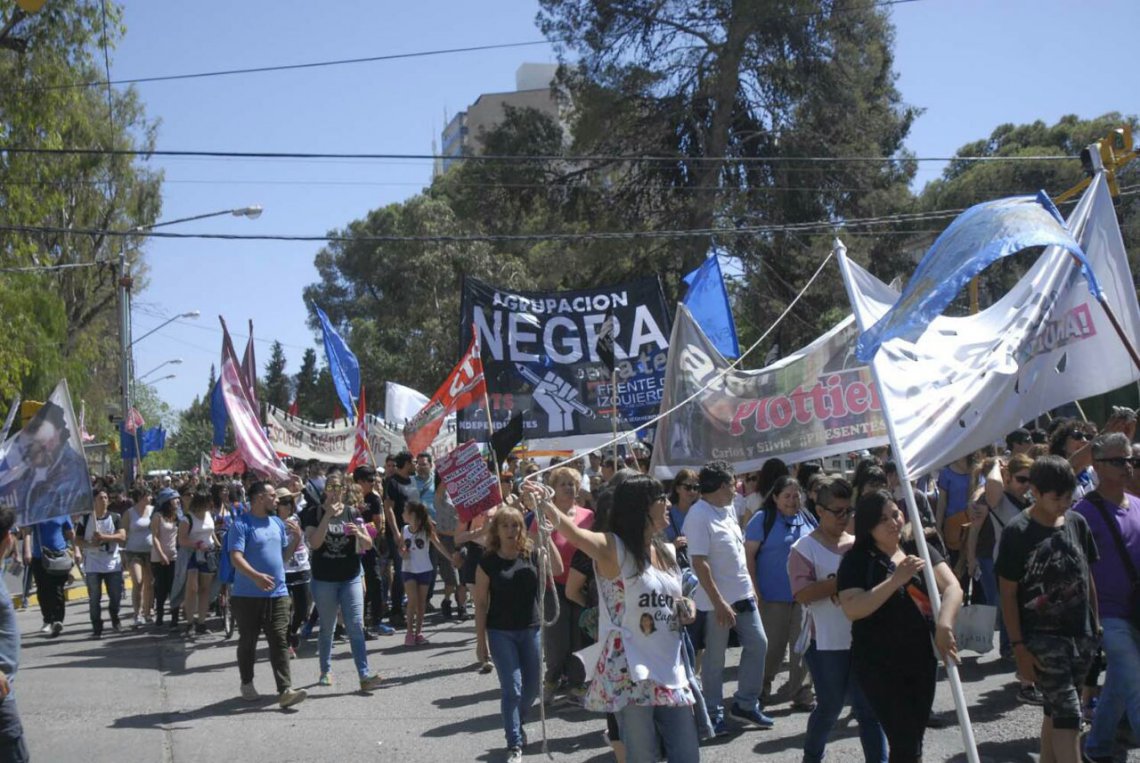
[1096,457,1139,469]
[679,483,699,491]
[1069,432,1092,441]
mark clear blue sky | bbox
[116,0,1137,415]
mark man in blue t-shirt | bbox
[229,481,307,709]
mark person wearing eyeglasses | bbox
[1074,433,1140,763]
[663,469,699,571]
[966,456,1034,665]
[789,477,886,763]
[838,490,962,763]
[1048,419,1099,503]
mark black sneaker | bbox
[195,623,208,636]
[1017,684,1045,706]
[425,600,437,614]
[456,605,469,622]
[441,599,453,620]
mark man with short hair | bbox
[229,481,307,709]
[998,456,1099,763]
[599,456,616,484]
[384,452,419,626]
[1006,429,1033,458]
[684,460,774,734]
[1075,433,1140,762]
[353,466,398,635]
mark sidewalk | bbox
[4,566,132,609]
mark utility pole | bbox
[118,247,134,484]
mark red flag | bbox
[332,400,344,422]
[348,385,373,474]
[218,317,288,481]
[287,398,299,417]
[405,328,485,456]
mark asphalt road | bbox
[10,600,1136,762]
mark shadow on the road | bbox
[385,662,477,687]
[960,682,1021,724]
[433,688,500,709]
[19,631,191,673]
[472,728,609,761]
[110,692,321,729]
[945,737,1037,762]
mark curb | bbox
[14,572,135,609]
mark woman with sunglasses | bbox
[529,476,700,762]
[664,469,699,570]
[789,477,886,763]
[838,490,962,763]
[302,476,384,691]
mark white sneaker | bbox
[133,616,143,629]
[507,747,523,763]
[278,687,307,708]
[39,624,52,635]
[240,683,259,701]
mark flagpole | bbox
[610,367,619,468]
[836,242,981,763]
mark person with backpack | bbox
[744,474,817,710]
[229,481,307,709]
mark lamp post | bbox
[118,206,262,483]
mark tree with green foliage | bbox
[263,341,290,410]
[0,0,162,433]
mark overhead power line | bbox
[17,40,556,92]
[0,145,1080,165]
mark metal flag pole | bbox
[610,366,620,467]
[835,241,981,763]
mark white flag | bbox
[837,173,1140,476]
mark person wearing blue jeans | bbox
[1084,617,1140,759]
[803,644,886,762]
[685,461,774,733]
[702,601,768,721]
[616,704,700,760]
[302,475,384,691]
[487,628,541,749]
[310,576,374,682]
[475,504,562,762]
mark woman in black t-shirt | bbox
[474,505,563,762]
[302,476,383,692]
[837,490,963,763]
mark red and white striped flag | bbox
[124,407,146,435]
[347,385,373,474]
[219,317,287,481]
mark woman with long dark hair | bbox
[530,474,700,762]
[150,489,181,629]
[837,490,963,763]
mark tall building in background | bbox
[438,63,560,177]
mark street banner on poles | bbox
[459,276,672,441]
[838,172,1140,477]
[650,304,888,479]
[0,379,93,526]
[265,406,456,464]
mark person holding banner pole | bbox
[836,241,980,763]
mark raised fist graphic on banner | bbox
[516,364,593,433]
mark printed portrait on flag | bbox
[650,305,888,478]
[459,276,672,442]
[0,380,93,526]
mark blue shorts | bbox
[402,570,432,585]
[186,555,214,574]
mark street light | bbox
[131,312,199,347]
[138,358,183,381]
[150,374,177,383]
[118,206,263,482]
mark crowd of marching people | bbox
[7,406,1140,762]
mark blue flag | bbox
[314,305,361,421]
[210,379,227,447]
[855,191,1103,362]
[120,425,167,459]
[682,255,739,358]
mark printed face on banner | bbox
[651,306,888,478]
[459,277,672,441]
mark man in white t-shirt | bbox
[684,460,774,734]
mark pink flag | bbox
[124,407,146,435]
[347,385,373,474]
[219,317,287,481]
